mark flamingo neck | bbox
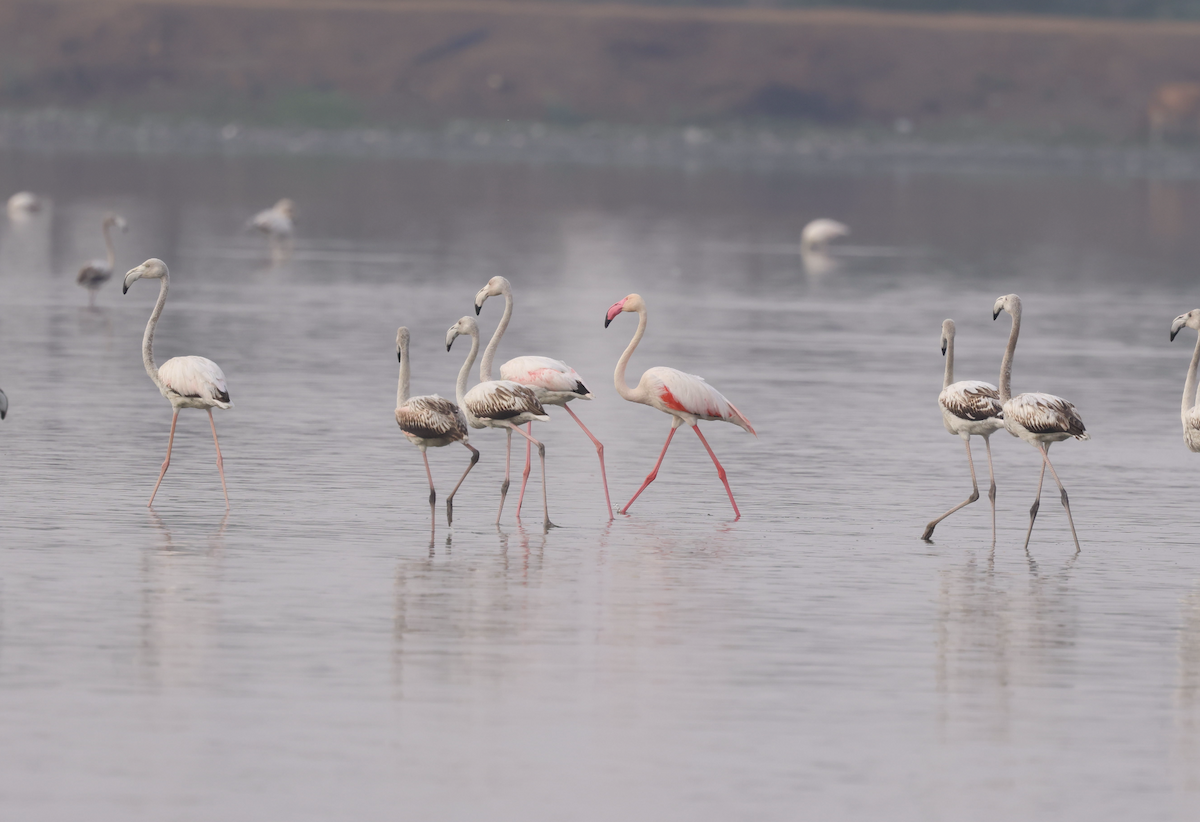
[397,340,410,409]
[1184,331,1200,420]
[943,334,955,390]
[999,305,1021,403]
[103,222,116,271]
[455,326,480,425]
[480,283,512,382]
[143,276,169,393]
[614,304,647,403]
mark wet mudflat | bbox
[2,151,1200,819]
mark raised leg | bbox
[515,422,534,518]
[921,437,980,541]
[208,409,230,508]
[422,451,436,514]
[497,428,512,525]
[620,426,677,515]
[1023,448,1048,551]
[507,423,552,528]
[445,442,480,526]
[565,404,613,521]
[1040,442,1081,553]
[984,435,997,548]
[693,425,741,519]
[148,410,180,507]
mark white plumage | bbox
[500,356,590,401]
[800,218,850,252]
[7,191,43,218]
[158,356,232,410]
[249,198,295,239]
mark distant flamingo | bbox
[395,326,480,524]
[1170,309,1200,451]
[124,259,232,508]
[77,213,127,307]
[994,294,1088,552]
[605,294,756,519]
[921,319,1005,544]
[248,198,295,261]
[447,316,552,527]
[6,192,44,219]
[800,218,849,253]
[475,276,613,520]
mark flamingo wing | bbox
[642,367,755,434]
[396,395,468,441]
[250,209,291,237]
[77,261,111,285]
[940,380,1003,421]
[159,356,232,408]
[464,380,548,421]
[500,355,591,397]
[1007,392,1087,439]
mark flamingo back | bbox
[1006,392,1087,439]
[640,367,755,434]
[1184,407,1200,452]
[500,356,591,397]
[464,380,549,422]
[251,209,292,237]
[77,261,111,286]
[939,380,1003,422]
[159,356,232,408]
[396,395,469,442]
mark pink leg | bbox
[620,426,676,515]
[515,422,534,518]
[506,422,552,528]
[496,428,512,525]
[565,405,613,521]
[693,425,740,519]
[148,410,179,507]
[208,409,230,508]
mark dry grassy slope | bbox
[3,0,1200,137]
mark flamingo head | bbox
[474,276,510,315]
[104,212,128,233]
[1171,309,1200,341]
[396,327,410,363]
[446,316,478,351]
[993,293,1020,321]
[605,293,644,328]
[940,319,955,356]
[275,199,296,219]
[123,258,168,294]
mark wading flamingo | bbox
[447,316,552,527]
[77,213,127,307]
[921,319,1005,544]
[248,198,295,261]
[604,294,756,519]
[1170,309,1200,451]
[475,276,612,520]
[800,219,849,253]
[395,326,480,524]
[124,259,232,508]
[994,294,1088,552]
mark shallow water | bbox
[3,152,1200,819]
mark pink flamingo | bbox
[605,293,756,518]
[475,276,613,520]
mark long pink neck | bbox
[614,305,647,403]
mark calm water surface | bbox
[3,152,1200,819]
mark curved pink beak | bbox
[604,298,626,328]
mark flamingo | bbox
[395,326,480,524]
[474,276,613,520]
[248,198,295,260]
[6,192,44,219]
[1170,309,1200,451]
[994,294,1088,552]
[921,319,1005,544]
[800,218,849,253]
[123,259,232,508]
[77,213,127,307]
[604,293,756,519]
[446,316,552,527]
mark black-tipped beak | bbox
[604,316,612,329]
[941,342,947,356]
[122,284,129,295]
[1172,328,1180,342]
[474,303,482,316]
[992,309,1000,320]
[446,341,453,352]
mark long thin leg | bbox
[208,409,230,508]
[921,437,980,541]
[984,435,997,549]
[88,288,96,309]
[507,423,551,528]
[621,426,677,515]
[1040,442,1081,553]
[692,425,742,519]
[422,451,436,516]
[497,428,512,525]
[148,410,180,507]
[1023,448,1048,551]
[565,404,613,521]
[515,422,534,518]
[445,442,480,526]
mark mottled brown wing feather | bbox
[396,396,468,441]
[1010,393,1087,438]
[941,381,1003,422]
[466,382,545,420]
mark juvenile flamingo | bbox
[921,319,1005,544]
[475,276,612,520]
[395,326,479,524]
[446,316,552,527]
[994,294,1088,552]
[124,259,232,508]
[1170,309,1200,451]
[77,213,127,307]
[604,294,756,519]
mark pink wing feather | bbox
[641,367,755,434]
[500,356,590,396]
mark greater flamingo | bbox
[77,213,127,307]
[6,191,43,219]
[248,198,295,260]
[475,275,613,520]
[446,316,552,527]
[123,259,232,508]
[604,293,756,519]
[994,294,1088,552]
[800,218,849,253]
[1170,309,1200,451]
[921,319,1005,544]
[395,326,480,524]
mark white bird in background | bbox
[77,212,127,307]
[395,326,480,525]
[6,191,44,219]
[446,316,552,527]
[474,275,613,521]
[605,293,756,519]
[994,294,1088,552]
[922,319,1005,545]
[800,218,850,253]
[248,198,295,262]
[1170,309,1200,452]
[124,259,233,508]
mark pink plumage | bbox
[500,355,591,397]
